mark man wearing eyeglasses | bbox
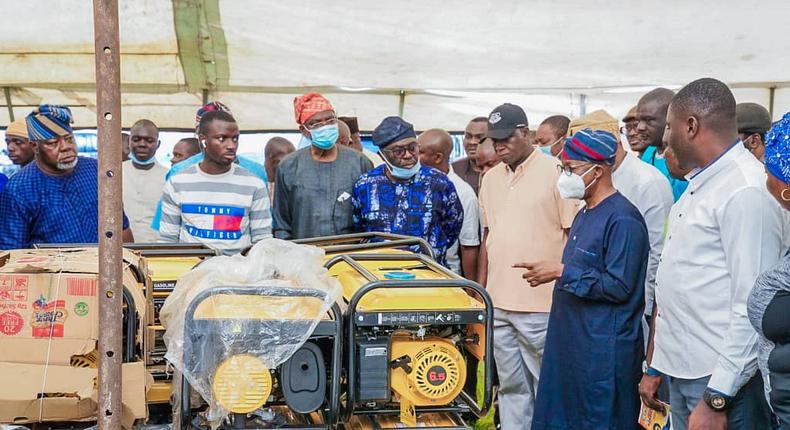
[352,116,463,266]
[621,106,639,149]
[527,128,650,430]
[0,105,133,249]
[476,103,578,430]
[273,93,373,240]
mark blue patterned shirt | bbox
[0,157,129,249]
[352,165,463,265]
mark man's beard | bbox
[56,158,78,170]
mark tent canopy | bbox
[2,0,789,131]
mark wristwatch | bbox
[703,388,732,412]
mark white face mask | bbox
[556,165,597,200]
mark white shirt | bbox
[652,144,785,396]
[446,168,480,275]
[612,153,674,315]
[122,160,167,243]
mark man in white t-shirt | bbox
[122,119,167,242]
[159,110,272,255]
[418,128,480,279]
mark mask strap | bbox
[550,136,564,147]
[581,164,600,190]
[379,150,397,171]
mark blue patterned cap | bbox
[372,116,416,148]
[26,104,73,141]
[561,128,617,166]
[765,112,790,186]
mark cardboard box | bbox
[0,361,150,429]
[0,248,145,366]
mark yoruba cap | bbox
[372,116,416,148]
[561,128,617,166]
[736,102,772,135]
[569,110,619,138]
[195,101,232,130]
[338,116,359,134]
[293,93,334,125]
[26,105,73,141]
[6,119,28,139]
[622,105,637,123]
[764,112,790,186]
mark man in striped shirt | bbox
[159,110,272,255]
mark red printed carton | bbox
[0,248,145,365]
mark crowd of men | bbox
[1,77,790,430]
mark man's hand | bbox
[688,400,727,430]
[512,261,563,287]
[638,374,665,411]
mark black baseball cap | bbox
[486,103,529,139]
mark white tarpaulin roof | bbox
[1,0,789,131]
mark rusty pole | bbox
[93,0,123,428]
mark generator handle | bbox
[342,279,495,421]
[294,232,435,259]
[121,287,137,363]
[179,285,335,430]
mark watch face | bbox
[711,395,726,409]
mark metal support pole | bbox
[579,93,588,117]
[3,87,14,121]
[93,0,123,429]
[769,86,776,119]
[398,90,406,117]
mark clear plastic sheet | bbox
[160,239,341,428]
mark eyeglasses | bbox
[305,116,338,131]
[557,163,592,176]
[383,142,419,158]
[619,123,638,134]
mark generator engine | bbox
[390,335,466,419]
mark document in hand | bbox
[638,400,671,430]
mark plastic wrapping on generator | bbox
[160,239,341,427]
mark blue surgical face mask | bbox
[380,151,421,180]
[129,152,157,166]
[534,136,564,158]
[309,124,339,150]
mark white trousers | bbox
[492,308,549,430]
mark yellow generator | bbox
[127,243,219,424]
[303,234,495,429]
[174,285,343,429]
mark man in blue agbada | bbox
[0,105,132,248]
[519,129,650,429]
[352,116,463,266]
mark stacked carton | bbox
[0,248,149,428]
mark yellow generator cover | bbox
[145,256,203,285]
[327,253,483,312]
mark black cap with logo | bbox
[486,103,529,139]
